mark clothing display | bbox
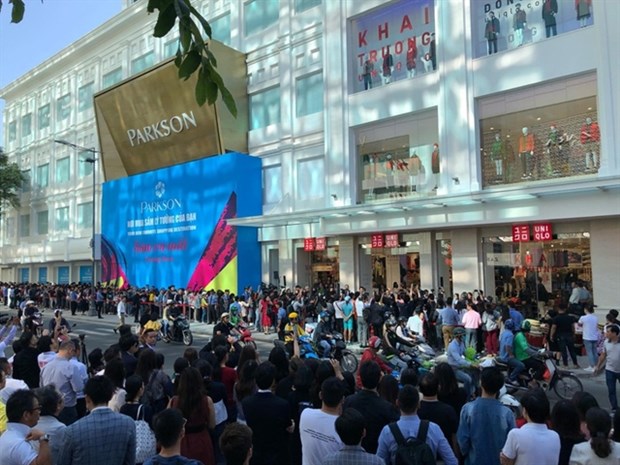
[491,134,504,177]
[542,0,559,38]
[406,42,417,77]
[382,52,394,84]
[576,0,592,27]
[362,58,373,90]
[513,6,527,46]
[518,129,535,179]
[485,14,500,54]
[580,118,600,170]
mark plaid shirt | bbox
[324,446,385,465]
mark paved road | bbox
[1,307,614,411]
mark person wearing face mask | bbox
[518,127,535,179]
[580,116,600,171]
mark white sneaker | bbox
[584,366,594,372]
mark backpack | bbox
[389,421,436,465]
[134,404,157,463]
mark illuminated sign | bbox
[385,233,399,248]
[371,234,385,248]
[315,237,327,251]
[533,223,553,241]
[512,225,530,242]
[304,238,316,251]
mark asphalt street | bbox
[1,306,614,410]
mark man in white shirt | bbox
[406,308,424,337]
[115,295,127,333]
[0,358,29,404]
[0,317,20,358]
[300,376,345,465]
[500,390,560,465]
[578,306,600,371]
[594,324,620,412]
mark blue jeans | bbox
[455,368,473,398]
[605,370,620,411]
[319,339,334,357]
[465,328,477,348]
[583,339,598,367]
[499,357,526,382]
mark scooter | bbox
[163,314,193,346]
[495,350,583,400]
[324,332,358,374]
[234,321,257,349]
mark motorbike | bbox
[23,310,44,337]
[234,321,257,349]
[323,332,358,374]
[273,335,319,359]
[495,350,583,400]
[162,314,193,346]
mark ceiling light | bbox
[490,127,495,130]
[536,117,541,121]
[587,107,592,111]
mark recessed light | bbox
[536,117,541,121]
[490,127,495,130]
[587,107,592,110]
[506,135,511,138]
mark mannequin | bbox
[362,53,374,90]
[406,40,417,78]
[429,33,436,71]
[545,124,560,176]
[431,143,440,190]
[382,46,394,84]
[485,11,500,55]
[513,3,527,47]
[558,130,575,175]
[409,151,421,193]
[518,127,535,179]
[490,133,504,179]
[580,116,600,171]
[542,0,558,38]
[575,0,592,28]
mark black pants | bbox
[557,333,579,366]
[487,38,498,54]
[70,300,78,315]
[545,24,557,38]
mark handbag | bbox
[135,404,157,463]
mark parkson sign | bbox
[127,111,198,147]
[94,40,248,180]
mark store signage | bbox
[304,238,316,251]
[315,237,326,251]
[371,234,384,248]
[512,225,530,242]
[533,223,553,241]
[385,233,399,248]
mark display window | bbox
[350,0,436,93]
[484,232,591,312]
[479,81,599,187]
[360,243,421,293]
[310,247,339,291]
[471,0,594,58]
[356,111,438,202]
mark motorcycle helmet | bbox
[504,319,515,331]
[288,312,299,320]
[368,335,382,350]
[319,311,329,320]
[383,311,393,321]
[453,327,466,338]
[387,317,397,327]
[521,320,531,333]
[398,316,407,324]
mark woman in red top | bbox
[260,296,273,334]
[356,336,392,388]
[214,345,238,422]
[169,367,216,465]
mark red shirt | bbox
[356,349,392,388]
[220,366,238,406]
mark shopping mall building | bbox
[1,0,618,309]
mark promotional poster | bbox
[101,152,262,293]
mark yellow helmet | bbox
[288,312,299,319]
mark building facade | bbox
[1,0,619,309]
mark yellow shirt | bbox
[0,401,6,434]
[144,320,161,332]
[284,323,306,343]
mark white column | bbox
[590,219,620,312]
[451,228,482,294]
[338,236,356,289]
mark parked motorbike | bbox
[163,314,193,346]
[495,350,583,400]
[234,321,257,349]
[325,332,358,374]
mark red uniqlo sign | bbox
[533,223,553,241]
[385,233,399,248]
[512,225,530,242]
[315,237,326,251]
[303,238,315,251]
[371,234,384,248]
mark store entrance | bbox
[369,250,420,293]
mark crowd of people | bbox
[0,280,619,465]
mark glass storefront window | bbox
[471,0,594,58]
[480,96,599,187]
[350,0,436,93]
[356,111,439,203]
[310,247,339,291]
[483,232,591,316]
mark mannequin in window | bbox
[406,40,417,78]
[558,129,575,176]
[429,33,436,71]
[431,143,440,190]
[485,11,500,54]
[518,127,535,179]
[575,0,592,28]
[504,137,515,182]
[409,151,421,193]
[382,46,394,84]
[542,0,558,38]
[513,3,527,47]
[490,133,504,179]
[580,116,600,171]
[545,124,561,176]
[362,53,374,90]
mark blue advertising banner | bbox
[79,266,93,284]
[101,152,262,293]
[38,267,48,284]
[58,266,70,285]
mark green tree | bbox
[0,147,26,216]
[0,0,237,116]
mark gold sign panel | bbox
[94,40,248,181]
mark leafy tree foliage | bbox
[0,148,26,215]
[0,0,236,116]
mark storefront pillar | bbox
[451,228,482,294]
[338,236,356,289]
[418,232,434,291]
[590,219,620,311]
[278,240,295,288]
